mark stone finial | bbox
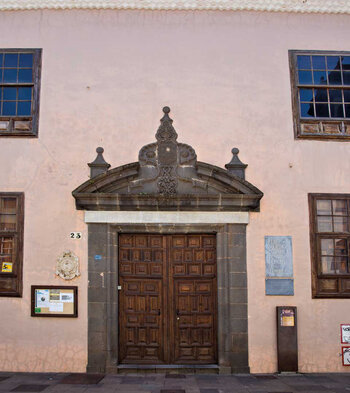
[88,147,111,178]
[225,148,248,179]
[155,106,178,142]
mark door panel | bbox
[169,235,217,364]
[119,234,165,364]
[118,234,217,364]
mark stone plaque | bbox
[266,279,294,296]
[265,236,293,277]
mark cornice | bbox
[0,0,349,14]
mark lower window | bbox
[309,193,350,298]
[0,193,24,296]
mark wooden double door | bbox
[118,234,217,364]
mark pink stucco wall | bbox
[0,9,349,373]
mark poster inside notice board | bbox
[31,286,78,317]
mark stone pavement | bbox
[0,372,350,393]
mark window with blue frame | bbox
[289,50,350,140]
[0,49,42,137]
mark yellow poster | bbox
[2,262,13,273]
[281,309,295,326]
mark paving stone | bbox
[11,385,50,392]
[160,390,186,393]
[286,386,332,391]
[58,374,104,385]
[199,389,220,393]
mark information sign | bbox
[31,285,78,317]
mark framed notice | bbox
[342,346,350,366]
[31,286,78,317]
[341,324,350,344]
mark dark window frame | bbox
[0,48,42,138]
[289,50,350,141]
[0,193,24,297]
[309,193,350,298]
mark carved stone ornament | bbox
[72,106,264,212]
[56,250,80,280]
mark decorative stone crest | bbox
[56,250,80,280]
[72,106,264,211]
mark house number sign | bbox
[70,232,82,239]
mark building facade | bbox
[0,0,350,374]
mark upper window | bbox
[0,193,24,297]
[309,194,350,298]
[0,49,42,137]
[289,50,350,140]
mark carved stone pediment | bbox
[72,107,263,211]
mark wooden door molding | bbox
[87,223,249,374]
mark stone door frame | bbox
[87,219,249,374]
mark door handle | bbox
[176,309,180,320]
[158,309,161,316]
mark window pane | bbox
[314,88,328,102]
[335,257,348,273]
[18,69,32,83]
[300,103,314,117]
[2,102,16,116]
[0,53,3,66]
[19,53,33,68]
[328,71,342,85]
[3,87,17,100]
[18,87,32,100]
[298,70,312,84]
[313,71,327,85]
[329,89,342,102]
[312,56,326,70]
[299,88,313,101]
[327,56,341,70]
[330,104,344,118]
[342,56,350,71]
[0,214,16,231]
[4,53,18,67]
[345,104,350,118]
[335,239,347,255]
[17,101,31,116]
[333,199,347,215]
[0,237,13,255]
[0,69,3,83]
[297,55,311,69]
[317,199,332,215]
[344,91,350,102]
[334,216,348,232]
[318,216,333,232]
[2,198,16,213]
[315,103,329,117]
[321,256,336,273]
[3,69,17,83]
[321,239,334,255]
[343,72,350,86]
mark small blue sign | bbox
[265,279,294,296]
[94,255,102,261]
